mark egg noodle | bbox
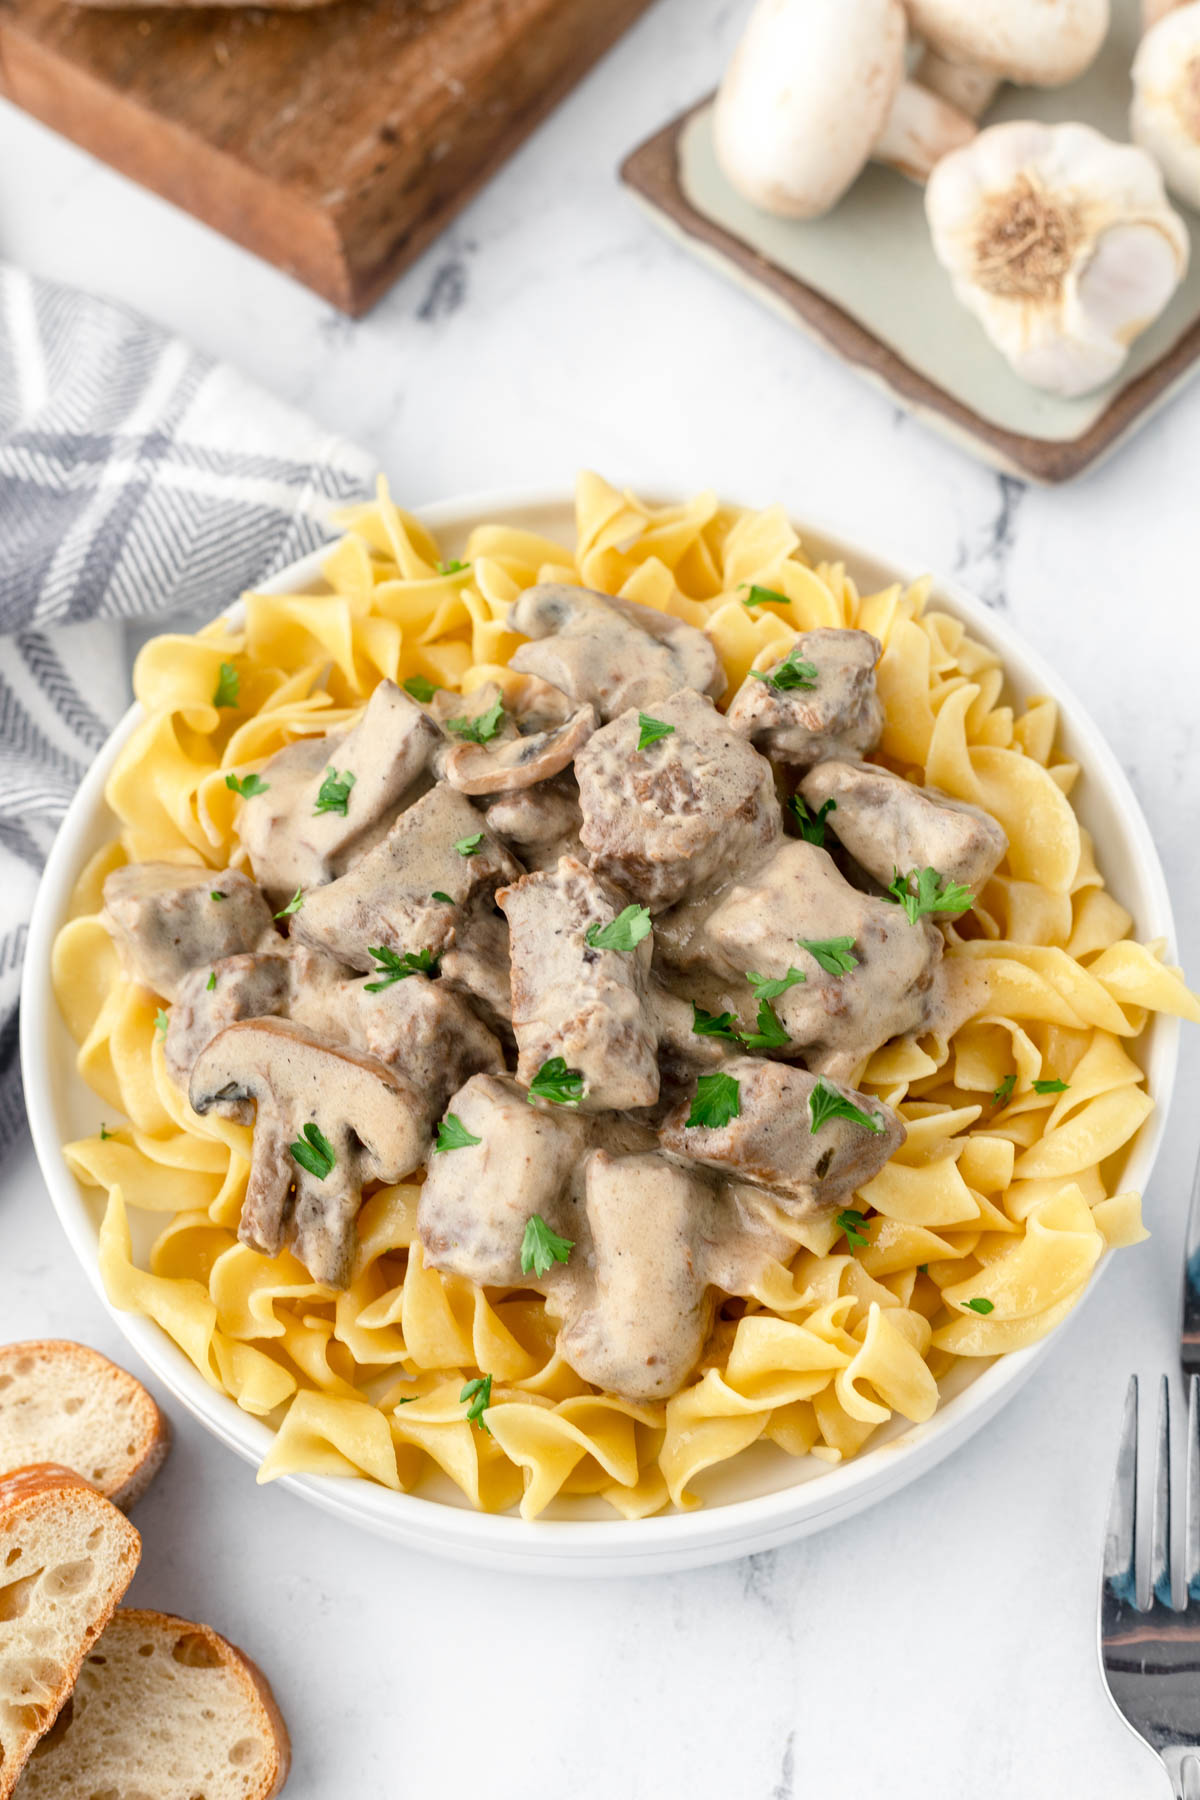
[53,474,1200,1519]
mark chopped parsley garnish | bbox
[963,1297,995,1315]
[314,766,356,817]
[836,1208,871,1251]
[455,833,484,857]
[437,558,470,575]
[225,771,269,799]
[432,891,454,904]
[154,1010,169,1037]
[520,1214,574,1278]
[289,1122,336,1181]
[740,583,791,610]
[99,1124,111,1141]
[364,945,438,991]
[434,1113,482,1153]
[445,697,505,744]
[808,1077,884,1135]
[274,889,304,919]
[460,1373,493,1433]
[917,1263,929,1275]
[993,1073,1016,1106]
[210,890,226,903]
[403,675,439,703]
[886,866,975,925]
[746,967,806,1002]
[585,905,652,953]
[740,998,790,1050]
[213,662,239,709]
[206,971,217,992]
[790,794,837,847]
[799,936,859,976]
[1033,1077,1069,1094]
[528,1058,585,1107]
[691,1003,740,1041]
[637,713,676,751]
[751,646,819,691]
[686,1071,741,1131]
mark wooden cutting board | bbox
[0,0,654,314]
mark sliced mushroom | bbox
[442,702,596,796]
[238,680,441,907]
[102,864,275,1001]
[507,584,724,720]
[189,1017,428,1287]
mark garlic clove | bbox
[925,120,1190,397]
[1132,0,1200,211]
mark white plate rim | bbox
[19,484,1181,1575]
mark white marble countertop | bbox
[3,1,1200,1792]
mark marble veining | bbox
[2,0,1199,1791]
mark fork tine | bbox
[1104,1374,1139,1607]
[1186,1376,1200,1602]
[1152,1375,1173,1608]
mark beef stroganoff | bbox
[53,475,1200,1518]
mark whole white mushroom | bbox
[925,119,1189,395]
[906,0,1111,119]
[1132,0,1200,210]
[714,0,975,220]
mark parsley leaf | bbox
[740,583,791,610]
[432,891,454,904]
[364,945,438,992]
[154,1010,169,1037]
[836,1208,870,1250]
[746,967,806,1002]
[1033,1077,1069,1094]
[528,1058,585,1107]
[434,1113,483,1153]
[314,766,356,817]
[751,646,819,691]
[210,890,226,903]
[99,1124,111,1141]
[790,794,837,847]
[403,675,439,703]
[460,1373,493,1432]
[213,662,239,708]
[585,905,652,953]
[886,866,975,925]
[808,1077,884,1135]
[437,558,470,575]
[993,1073,1016,1105]
[799,936,859,976]
[455,833,484,857]
[963,1297,995,1315]
[206,971,217,992]
[445,697,505,744]
[740,998,790,1050]
[274,889,304,920]
[686,1071,741,1130]
[520,1214,574,1278]
[289,1122,336,1181]
[225,771,269,799]
[691,1003,740,1040]
[637,713,676,751]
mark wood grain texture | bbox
[621,99,1200,485]
[0,0,654,314]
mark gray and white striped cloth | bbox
[0,263,376,1151]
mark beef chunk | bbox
[507,584,723,720]
[801,760,1008,895]
[102,863,273,1001]
[726,628,883,769]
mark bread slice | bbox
[0,1465,141,1798]
[18,1608,291,1799]
[0,1342,170,1509]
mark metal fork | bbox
[1100,1375,1200,1797]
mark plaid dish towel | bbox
[0,262,377,1151]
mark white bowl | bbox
[21,488,1180,1577]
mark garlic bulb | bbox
[925,121,1189,396]
[1132,0,1200,211]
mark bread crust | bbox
[0,1464,141,1799]
[0,1340,171,1509]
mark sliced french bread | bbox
[17,1608,291,1799]
[0,1343,170,1509]
[0,1465,141,1799]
